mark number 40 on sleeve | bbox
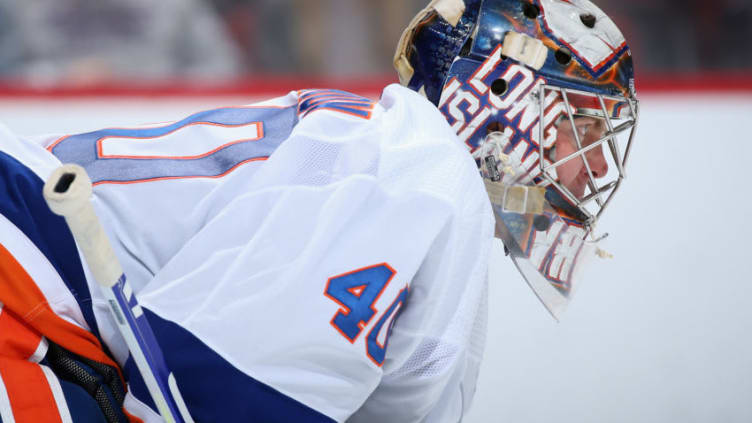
[324,263,409,366]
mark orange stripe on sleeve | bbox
[0,358,63,423]
[0,243,143,422]
[0,305,43,360]
[0,243,116,368]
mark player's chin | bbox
[575,185,588,200]
[558,178,585,200]
[573,174,592,198]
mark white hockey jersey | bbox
[0,84,494,422]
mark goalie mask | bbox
[395,0,639,318]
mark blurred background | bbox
[0,1,750,422]
[0,0,749,88]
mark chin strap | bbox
[483,179,546,215]
[595,248,613,259]
[586,225,613,259]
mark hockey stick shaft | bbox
[43,164,192,423]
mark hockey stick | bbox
[43,164,193,423]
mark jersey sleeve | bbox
[35,85,494,422]
[126,92,470,420]
[348,85,494,422]
[348,200,492,423]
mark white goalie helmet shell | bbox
[395,0,639,318]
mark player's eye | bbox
[575,123,592,137]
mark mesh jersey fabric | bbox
[21,84,495,422]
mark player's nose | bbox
[585,146,608,178]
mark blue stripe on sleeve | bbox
[128,308,336,422]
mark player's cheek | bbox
[554,132,576,168]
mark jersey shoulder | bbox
[270,84,487,216]
[376,84,488,211]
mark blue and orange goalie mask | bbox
[395,0,639,318]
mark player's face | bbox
[554,117,608,199]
